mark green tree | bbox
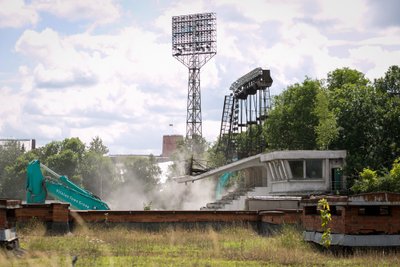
[264,78,321,150]
[351,158,400,193]
[44,138,86,183]
[327,67,400,178]
[0,141,24,179]
[88,136,109,155]
[351,168,379,193]
[327,67,369,91]
[372,65,400,171]
[327,69,374,173]
[375,65,400,96]
[76,137,114,198]
[206,138,230,169]
[0,141,25,197]
[318,198,332,248]
[1,149,39,198]
[1,136,116,200]
[313,89,339,149]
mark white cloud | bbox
[16,28,82,66]
[359,28,400,46]
[218,0,303,24]
[32,0,121,25]
[16,28,98,88]
[12,24,193,153]
[0,0,38,28]
[37,125,63,139]
[217,20,250,63]
[154,0,208,34]
[0,87,24,131]
[2,1,400,154]
[349,45,400,79]
[202,119,221,145]
[314,0,369,32]
[70,123,128,147]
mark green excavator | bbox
[26,159,110,210]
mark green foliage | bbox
[351,158,400,193]
[260,65,400,181]
[318,198,332,248]
[0,136,116,200]
[325,66,400,181]
[89,136,109,155]
[40,138,86,182]
[207,138,230,168]
[327,67,369,91]
[80,150,115,198]
[375,65,400,96]
[313,89,339,149]
[0,141,25,197]
[264,78,320,150]
[235,124,264,158]
[2,149,40,198]
[217,66,400,184]
[328,83,383,172]
[351,168,379,193]
[390,159,400,181]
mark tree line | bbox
[0,136,161,201]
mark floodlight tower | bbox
[172,12,217,139]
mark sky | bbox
[0,0,399,155]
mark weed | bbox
[2,224,400,266]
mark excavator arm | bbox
[26,160,110,210]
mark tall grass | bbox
[1,222,400,266]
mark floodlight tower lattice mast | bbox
[172,13,217,139]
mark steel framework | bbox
[219,68,273,160]
[172,12,217,139]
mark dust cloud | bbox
[154,178,216,210]
[104,161,217,210]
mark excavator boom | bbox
[26,160,110,210]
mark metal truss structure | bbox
[219,68,273,160]
[172,12,217,139]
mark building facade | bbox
[195,150,347,210]
[0,139,36,152]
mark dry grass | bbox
[1,222,400,266]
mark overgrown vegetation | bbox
[2,224,400,266]
[352,157,400,193]
[213,65,400,191]
[0,136,162,207]
[318,198,332,248]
